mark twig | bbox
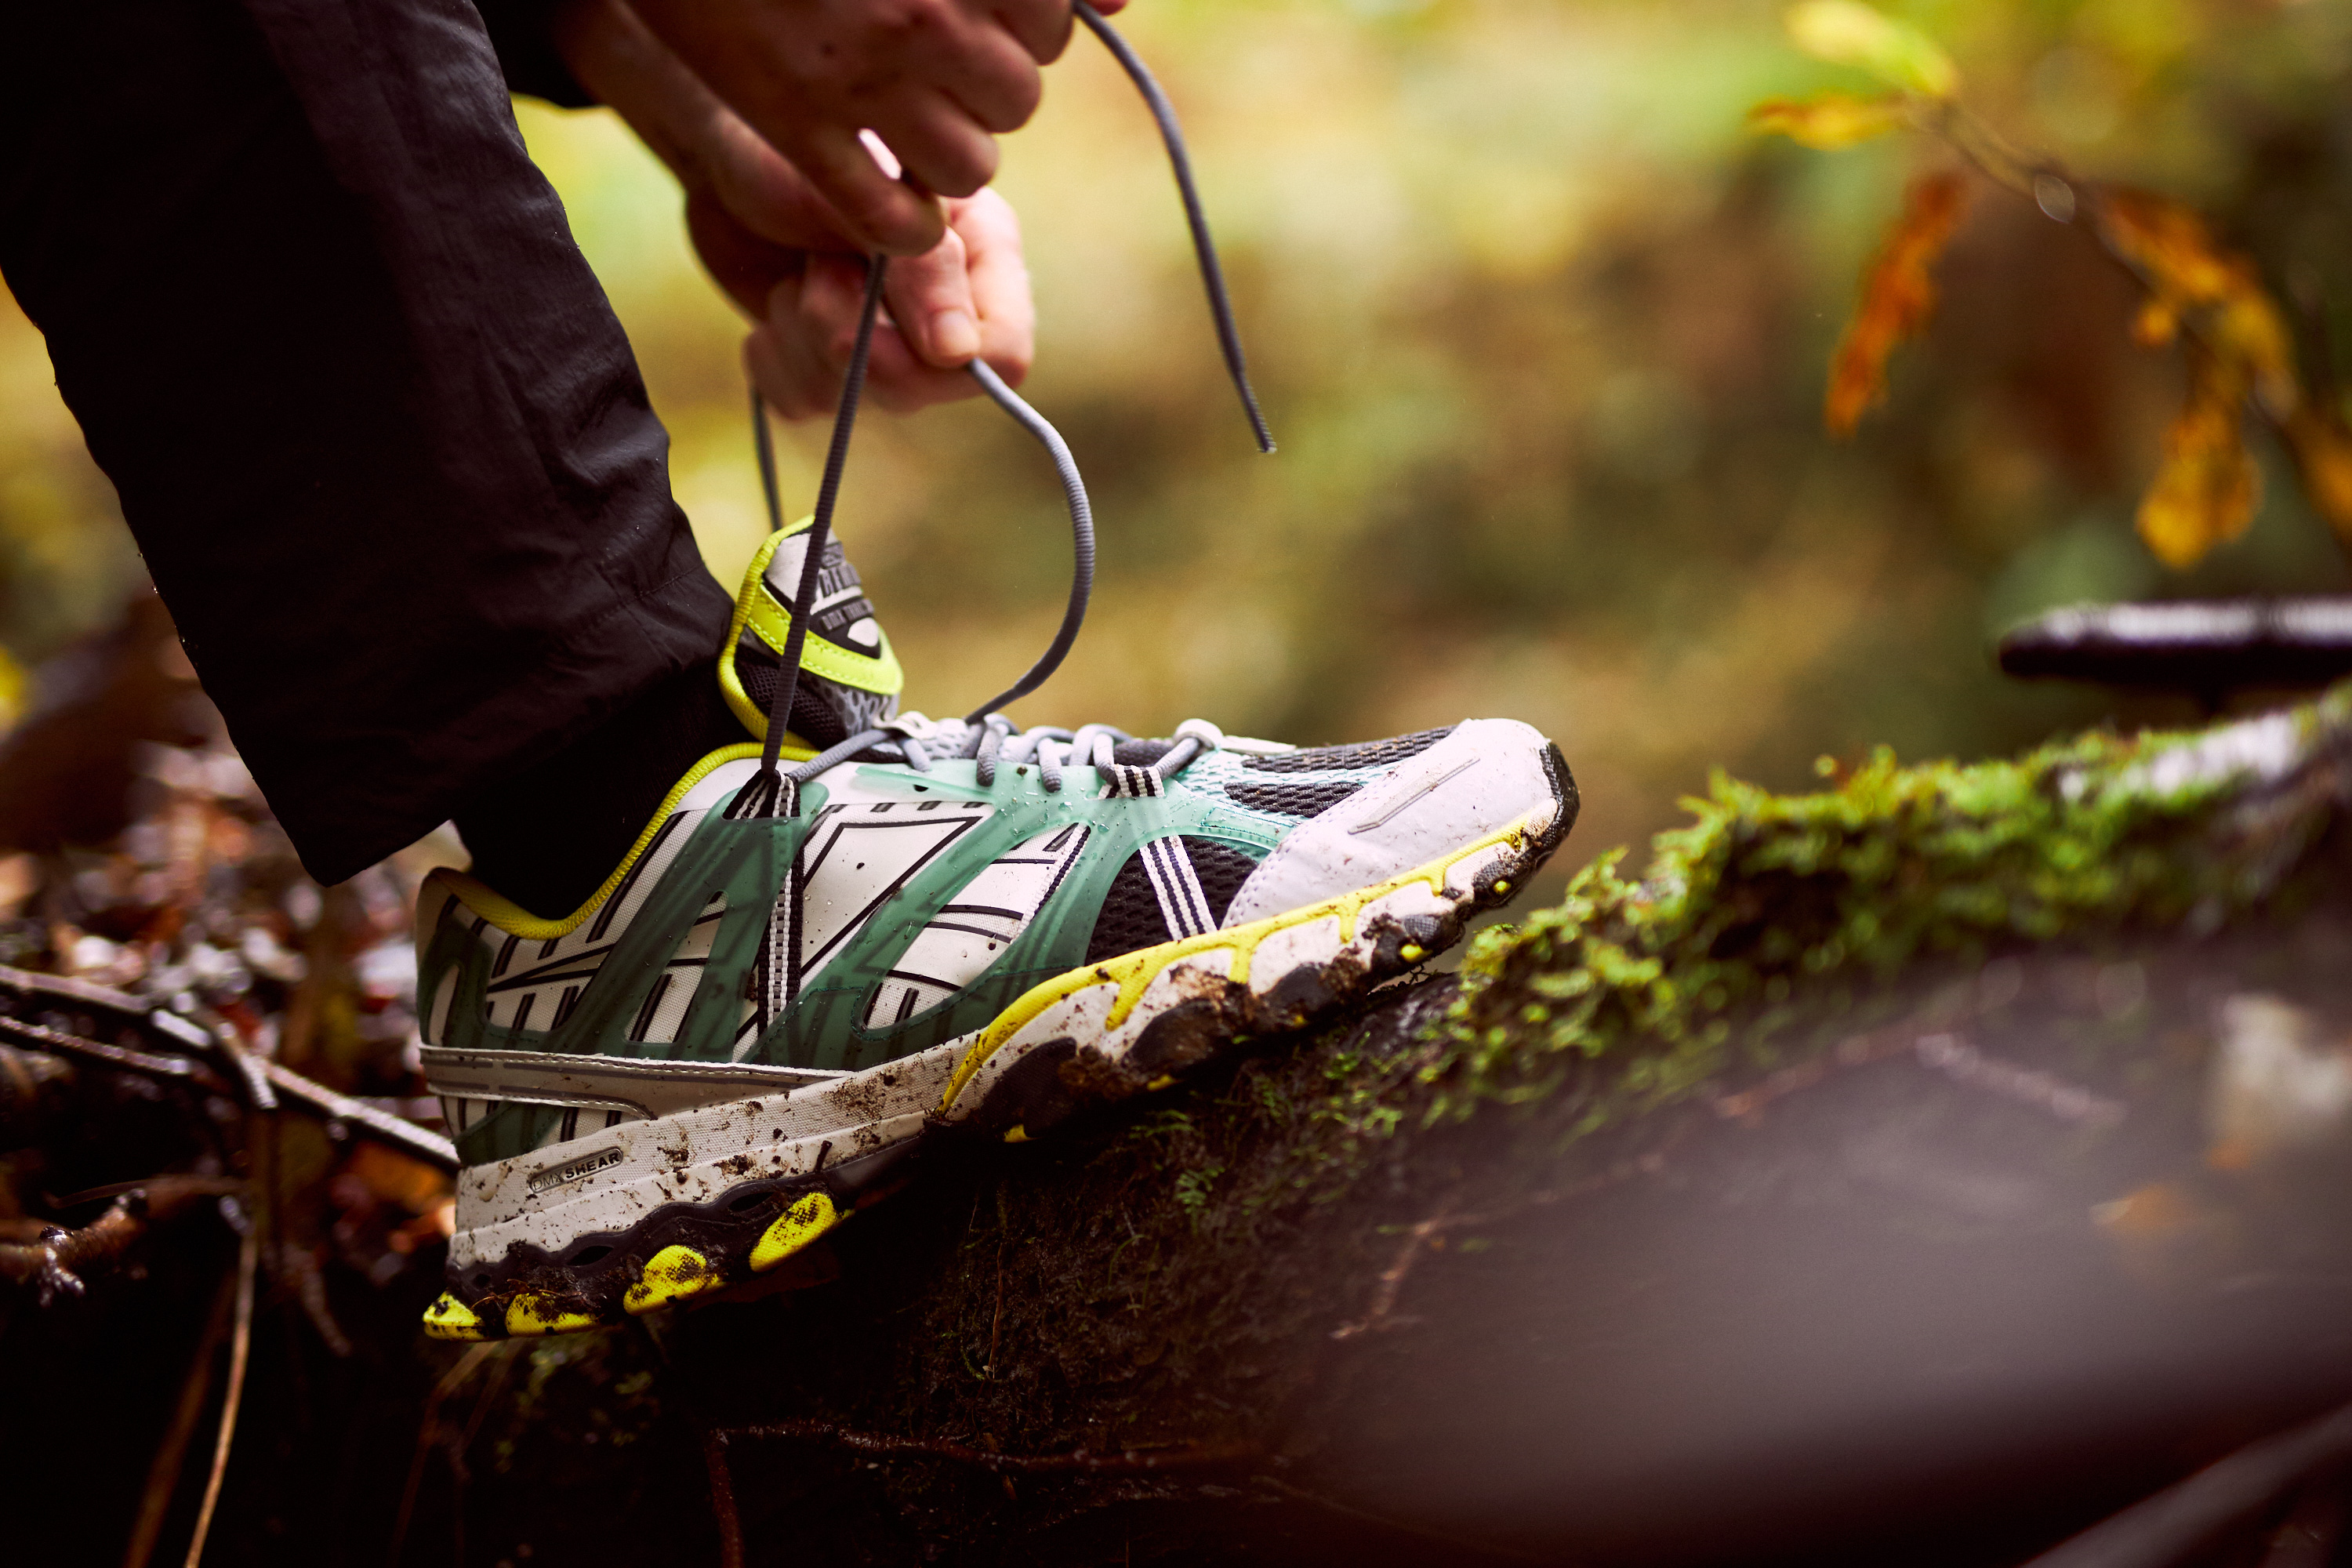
[1330,1204,1472,1341]
[985,1236,1007,1378]
[183,1221,258,1568]
[704,1428,744,1568]
[0,961,455,1170]
[728,1420,1258,1474]
[0,1178,241,1302]
[387,1344,499,1567]
[1330,1144,1677,1341]
[260,1059,456,1172]
[121,1263,240,1568]
[1250,1475,1546,1563]
[0,1012,227,1093]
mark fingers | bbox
[629,0,1069,253]
[749,194,1035,417]
[950,189,1033,383]
[992,0,1078,64]
[884,225,982,366]
[558,0,869,253]
[685,188,805,318]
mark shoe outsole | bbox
[422,745,1575,1340]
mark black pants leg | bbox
[0,0,734,884]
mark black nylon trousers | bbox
[0,0,735,883]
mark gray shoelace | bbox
[737,4,1265,817]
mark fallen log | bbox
[434,685,2352,1566]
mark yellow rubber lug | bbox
[1004,1124,1029,1143]
[1145,1074,1177,1091]
[503,1291,599,1338]
[421,1292,487,1341]
[750,1192,839,1272]
[624,1243,720,1316]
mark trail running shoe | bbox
[414,537,1577,1339]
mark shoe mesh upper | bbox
[1083,836,1260,964]
[1220,777,1366,818]
[1240,726,1453,774]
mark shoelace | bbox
[735,3,1268,818]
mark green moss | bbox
[1426,685,2352,1123]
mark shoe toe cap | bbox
[1221,717,1574,926]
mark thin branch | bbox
[260,1059,456,1173]
[703,1428,744,1568]
[728,1421,1259,1475]
[388,1344,499,1567]
[183,1222,258,1568]
[0,1012,227,1094]
[122,1263,240,1568]
[0,1178,241,1303]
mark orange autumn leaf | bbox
[1825,170,1968,436]
[2285,406,2352,546]
[2137,349,2259,569]
[1749,93,1907,150]
[2099,188,2298,416]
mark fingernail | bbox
[931,309,980,362]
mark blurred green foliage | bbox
[7,0,2352,874]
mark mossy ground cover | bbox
[1429,683,2352,1134]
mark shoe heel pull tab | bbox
[1076,2,1275,455]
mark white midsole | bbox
[448,1035,970,1269]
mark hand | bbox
[556,0,1035,416]
[615,0,1091,256]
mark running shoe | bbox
[416,535,1576,1339]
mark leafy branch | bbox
[1751,0,2352,571]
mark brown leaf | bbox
[2137,348,2259,570]
[1748,93,1907,151]
[1825,170,1969,437]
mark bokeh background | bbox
[6,0,2352,890]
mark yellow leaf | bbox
[2100,188,2299,416]
[1825,171,1969,437]
[2136,350,2259,570]
[1748,93,1908,150]
[1785,2,1959,99]
[2285,407,2352,546]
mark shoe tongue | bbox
[720,517,903,750]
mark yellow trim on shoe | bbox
[438,741,808,942]
[720,522,905,740]
[938,814,1537,1115]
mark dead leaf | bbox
[2136,347,2259,569]
[1748,93,1907,150]
[1824,170,1969,437]
[1784,1,1958,99]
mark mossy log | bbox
[28,692,2352,1567]
[399,688,2352,1567]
